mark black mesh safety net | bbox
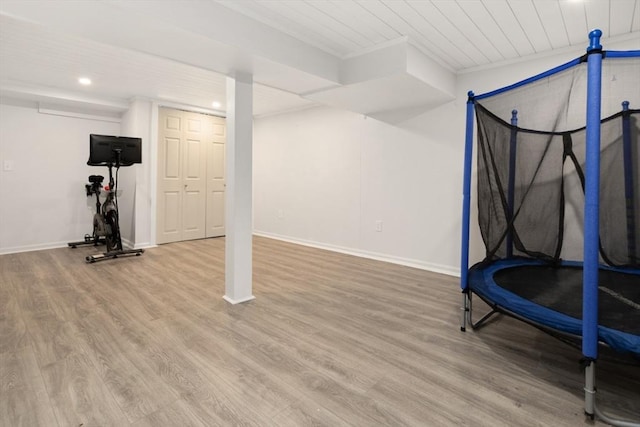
[475,57,640,269]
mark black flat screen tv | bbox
[88,134,142,166]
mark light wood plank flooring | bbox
[1,236,638,426]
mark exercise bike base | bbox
[86,248,144,263]
[68,236,106,248]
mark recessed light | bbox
[78,77,92,86]
[212,101,221,108]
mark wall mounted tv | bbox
[88,134,142,166]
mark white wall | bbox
[254,105,462,275]
[0,101,121,254]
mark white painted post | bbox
[223,72,255,304]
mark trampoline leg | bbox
[461,291,499,331]
[461,293,469,332]
[588,360,640,426]
[584,361,595,418]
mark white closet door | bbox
[181,112,207,241]
[157,108,183,244]
[157,108,207,243]
[206,115,226,238]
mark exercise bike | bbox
[69,134,144,263]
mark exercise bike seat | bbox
[88,175,104,184]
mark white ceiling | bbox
[0,14,315,117]
[0,0,639,118]
[221,0,640,70]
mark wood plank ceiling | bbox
[219,0,640,72]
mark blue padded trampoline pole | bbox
[622,101,636,263]
[460,92,475,331]
[583,29,603,418]
[506,110,518,258]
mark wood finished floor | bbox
[1,236,638,426]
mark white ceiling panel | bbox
[482,0,536,57]
[1,0,638,119]
[610,0,638,36]
[407,1,492,66]
[239,0,361,55]
[558,1,588,46]
[354,0,421,47]
[509,0,552,53]
[219,0,639,70]
[535,1,569,49]
[456,1,518,61]
[430,1,504,64]
[585,0,611,37]
[371,0,466,70]
[329,0,400,42]
[280,1,368,51]
[217,0,349,56]
[217,0,638,73]
[0,14,313,117]
[305,0,378,48]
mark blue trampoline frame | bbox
[460,30,640,424]
[468,259,640,355]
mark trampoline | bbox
[459,30,639,425]
[468,259,640,355]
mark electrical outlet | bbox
[3,160,14,171]
[375,220,383,232]
[277,209,284,219]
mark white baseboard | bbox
[1,233,460,279]
[113,238,155,251]
[0,241,69,256]
[121,238,155,250]
[253,231,460,277]
[133,242,157,250]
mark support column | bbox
[223,72,255,304]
